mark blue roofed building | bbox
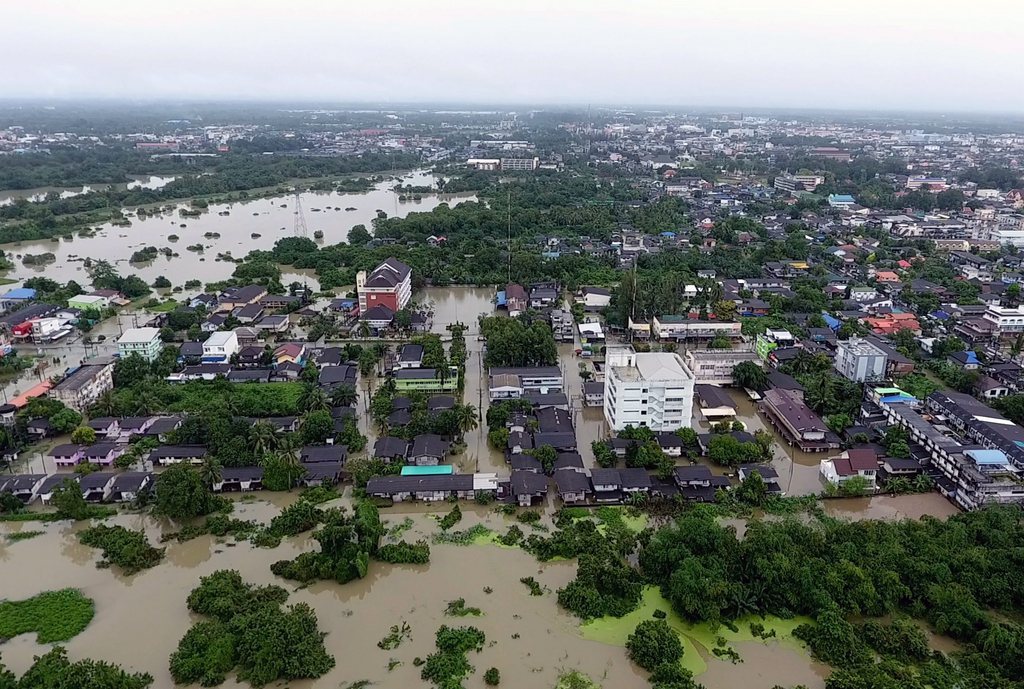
[827,194,856,208]
[0,288,36,311]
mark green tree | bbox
[732,360,768,391]
[529,444,558,473]
[300,410,334,445]
[70,426,97,445]
[51,478,91,520]
[155,465,216,520]
[626,619,684,672]
[49,407,83,434]
[298,384,330,413]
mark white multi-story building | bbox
[603,346,695,432]
[834,338,887,383]
[202,330,239,363]
[982,304,1024,336]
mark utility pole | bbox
[506,189,512,284]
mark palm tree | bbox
[248,420,282,457]
[330,384,358,408]
[199,456,223,489]
[91,390,119,417]
[454,404,479,441]
[263,448,302,490]
[298,384,330,413]
[134,391,162,416]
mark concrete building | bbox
[760,388,835,452]
[500,157,539,171]
[50,357,116,413]
[684,348,760,385]
[652,316,742,341]
[116,327,162,362]
[603,346,695,432]
[834,338,887,383]
[982,304,1024,337]
[488,366,564,399]
[202,330,239,363]
[357,258,412,314]
[67,294,109,311]
[773,173,825,193]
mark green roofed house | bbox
[400,465,455,476]
[393,366,459,394]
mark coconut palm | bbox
[331,384,358,408]
[91,390,119,417]
[198,456,223,489]
[263,448,302,490]
[134,391,162,416]
[298,384,331,413]
[454,404,479,441]
[248,420,283,457]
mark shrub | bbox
[438,504,462,531]
[377,540,431,564]
[0,589,95,643]
[78,525,165,574]
[484,667,501,685]
[626,620,684,672]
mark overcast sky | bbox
[3,0,1022,112]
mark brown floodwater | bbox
[0,500,651,689]
[0,171,476,288]
[0,175,178,206]
[697,641,829,689]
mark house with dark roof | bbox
[554,470,591,504]
[553,452,585,472]
[79,472,116,502]
[108,472,154,502]
[301,462,344,487]
[409,434,449,466]
[374,436,410,462]
[738,464,782,493]
[511,454,543,473]
[533,432,577,452]
[36,474,77,504]
[760,388,837,452]
[591,468,623,503]
[365,473,476,502]
[0,474,46,503]
[509,470,548,506]
[319,364,357,389]
[357,258,412,315]
[300,445,348,464]
[395,343,424,370]
[619,468,652,494]
[214,466,264,492]
[820,448,879,490]
[148,445,207,466]
[50,443,84,467]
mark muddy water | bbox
[0,175,178,206]
[698,641,829,689]
[1,171,476,287]
[0,501,650,689]
[823,493,959,521]
[712,388,835,497]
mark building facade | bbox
[356,258,412,314]
[116,327,163,362]
[603,346,695,432]
[834,338,887,383]
[50,358,115,412]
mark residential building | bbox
[820,448,879,490]
[683,348,760,385]
[488,366,564,399]
[202,330,239,363]
[652,316,742,341]
[834,338,887,383]
[760,387,836,452]
[982,304,1024,337]
[603,346,695,432]
[394,343,424,370]
[356,258,412,314]
[394,367,459,394]
[505,283,528,317]
[577,286,612,310]
[67,294,109,311]
[50,357,115,412]
[500,157,539,171]
[116,327,162,362]
[583,381,604,407]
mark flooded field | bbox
[0,175,178,206]
[0,170,476,287]
[0,499,647,689]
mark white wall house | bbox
[603,346,695,432]
[202,331,239,363]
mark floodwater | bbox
[0,171,477,288]
[0,499,651,689]
[0,175,178,206]
[823,493,960,521]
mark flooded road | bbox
[0,171,476,287]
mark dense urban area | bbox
[1,102,1024,689]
